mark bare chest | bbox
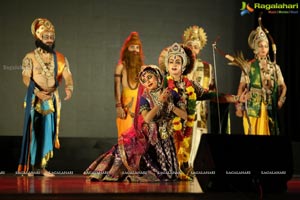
[31,50,56,90]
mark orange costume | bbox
[114,32,144,136]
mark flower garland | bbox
[165,75,196,140]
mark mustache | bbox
[35,39,55,53]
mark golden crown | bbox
[182,25,207,50]
[31,18,55,40]
[248,26,269,50]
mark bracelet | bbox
[114,74,122,78]
[157,101,164,110]
[168,103,175,112]
[115,103,122,108]
[279,96,286,104]
[172,106,176,112]
[34,87,40,95]
[233,95,240,103]
[65,85,74,92]
[235,102,244,110]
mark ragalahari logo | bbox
[240,2,254,16]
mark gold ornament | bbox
[31,18,55,41]
[248,26,269,51]
[182,25,207,50]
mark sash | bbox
[247,60,262,117]
[18,51,66,172]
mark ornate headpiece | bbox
[139,65,163,88]
[158,46,169,74]
[182,25,207,50]
[248,26,269,53]
[158,43,195,75]
[164,43,188,72]
[31,18,55,41]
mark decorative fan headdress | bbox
[182,25,207,51]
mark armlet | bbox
[114,74,122,78]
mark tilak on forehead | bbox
[139,65,163,86]
[165,43,188,72]
[31,18,55,41]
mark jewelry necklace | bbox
[126,68,139,90]
[34,48,54,78]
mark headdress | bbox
[158,46,169,74]
[248,26,269,54]
[252,12,277,63]
[182,25,207,50]
[31,18,55,41]
[158,43,194,75]
[165,43,188,72]
[139,65,163,89]
[120,31,144,62]
[123,32,142,48]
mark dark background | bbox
[0,0,299,174]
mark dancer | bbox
[84,65,188,182]
[182,25,230,170]
[159,43,249,176]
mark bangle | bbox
[157,101,163,110]
[65,85,74,93]
[279,96,286,104]
[34,87,40,95]
[115,103,122,108]
[235,102,244,110]
[168,103,175,112]
[233,95,240,103]
[172,106,176,112]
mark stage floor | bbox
[0,174,202,200]
[0,174,300,200]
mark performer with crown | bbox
[159,40,251,178]
[84,65,189,182]
[161,42,197,180]
[233,20,287,135]
[182,25,232,170]
[18,18,74,177]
